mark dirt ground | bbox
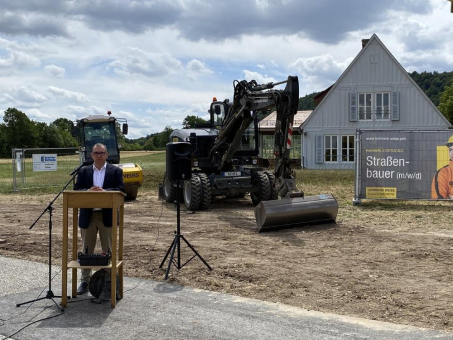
[0,191,452,332]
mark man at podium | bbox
[73,143,125,296]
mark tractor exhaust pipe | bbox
[255,194,338,232]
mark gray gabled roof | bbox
[299,33,451,130]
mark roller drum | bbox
[255,194,338,232]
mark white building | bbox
[299,34,451,169]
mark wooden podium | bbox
[61,191,125,308]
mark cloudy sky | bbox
[0,0,451,138]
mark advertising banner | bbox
[33,154,57,172]
[356,130,453,200]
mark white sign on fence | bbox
[33,154,57,171]
[16,151,22,172]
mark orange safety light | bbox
[213,97,217,102]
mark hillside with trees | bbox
[409,71,453,106]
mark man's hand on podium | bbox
[88,186,105,192]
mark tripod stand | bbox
[16,164,85,311]
[159,180,212,279]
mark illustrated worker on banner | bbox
[432,136,453,199]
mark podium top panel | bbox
[63,190,126,209]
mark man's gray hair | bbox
[92,143,108,153]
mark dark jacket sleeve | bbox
[73,166,93,191]
[101,164,126,228]
[103,164,126,193]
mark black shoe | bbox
[77,282,88,294]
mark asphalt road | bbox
[0,255,452,340]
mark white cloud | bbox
[3,84,47,106]
[66,105,105,116]
[48,86,89,103]
[0,49,41,69]
[0,37,50,56]
[114,110,135,120]
[44,65,65,78]
[26,108,54,120]
[0,0,448,139]
[108,48,183,78]
[186,59,213,76]
[243,70,276,84]
[291,54,347,77]
[289,54,351,90]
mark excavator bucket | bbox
[254,194,338,232]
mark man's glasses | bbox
[92,152,106,156]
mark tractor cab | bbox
[72,112,143,200]
[73,114,128,164]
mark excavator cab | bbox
[210,100,227,127]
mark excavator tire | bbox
[198,173,212,210]
[163,172,176,203]
[251,171,271,206]
[264,170,278,200]
[184,175,202,211]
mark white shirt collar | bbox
[93,162,107,171]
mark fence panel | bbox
[354,130,453,204]
[261,135,301,160]
[12,148,80,191]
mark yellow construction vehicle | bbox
[72,111,143,200]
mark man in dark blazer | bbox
[73,143,125,295]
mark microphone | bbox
[69,160,94,176]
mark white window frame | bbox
[324,135,338,163]
[358,93,372,120]
[341,135,355,162]
[375,92,390,120]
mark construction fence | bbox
[260,134,302,168]
[354,129,453,203]
[12,147,80,192]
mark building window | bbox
[341,135,355,162]
[375,92,390,120]
[324,135,338,162]
[358,93,372,120]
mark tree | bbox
[152,135,161,149]
[0,124,8,158]
[409,71,453,106]
[182,115,208,128]
[298,92,319,110]
[52,118,74,134]
[41,124,65,148]
[3,108,37,149]
[439,82,453,123]
[160,126,174,148]
[143,139,155,151]
[60,130,78,148]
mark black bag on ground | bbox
[89,269,121,300]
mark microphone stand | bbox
[16,163,87,311]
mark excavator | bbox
[72,111,143,200]
[162,76,337,231]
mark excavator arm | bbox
[210,75,300,199]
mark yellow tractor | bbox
[72,111,143,200]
